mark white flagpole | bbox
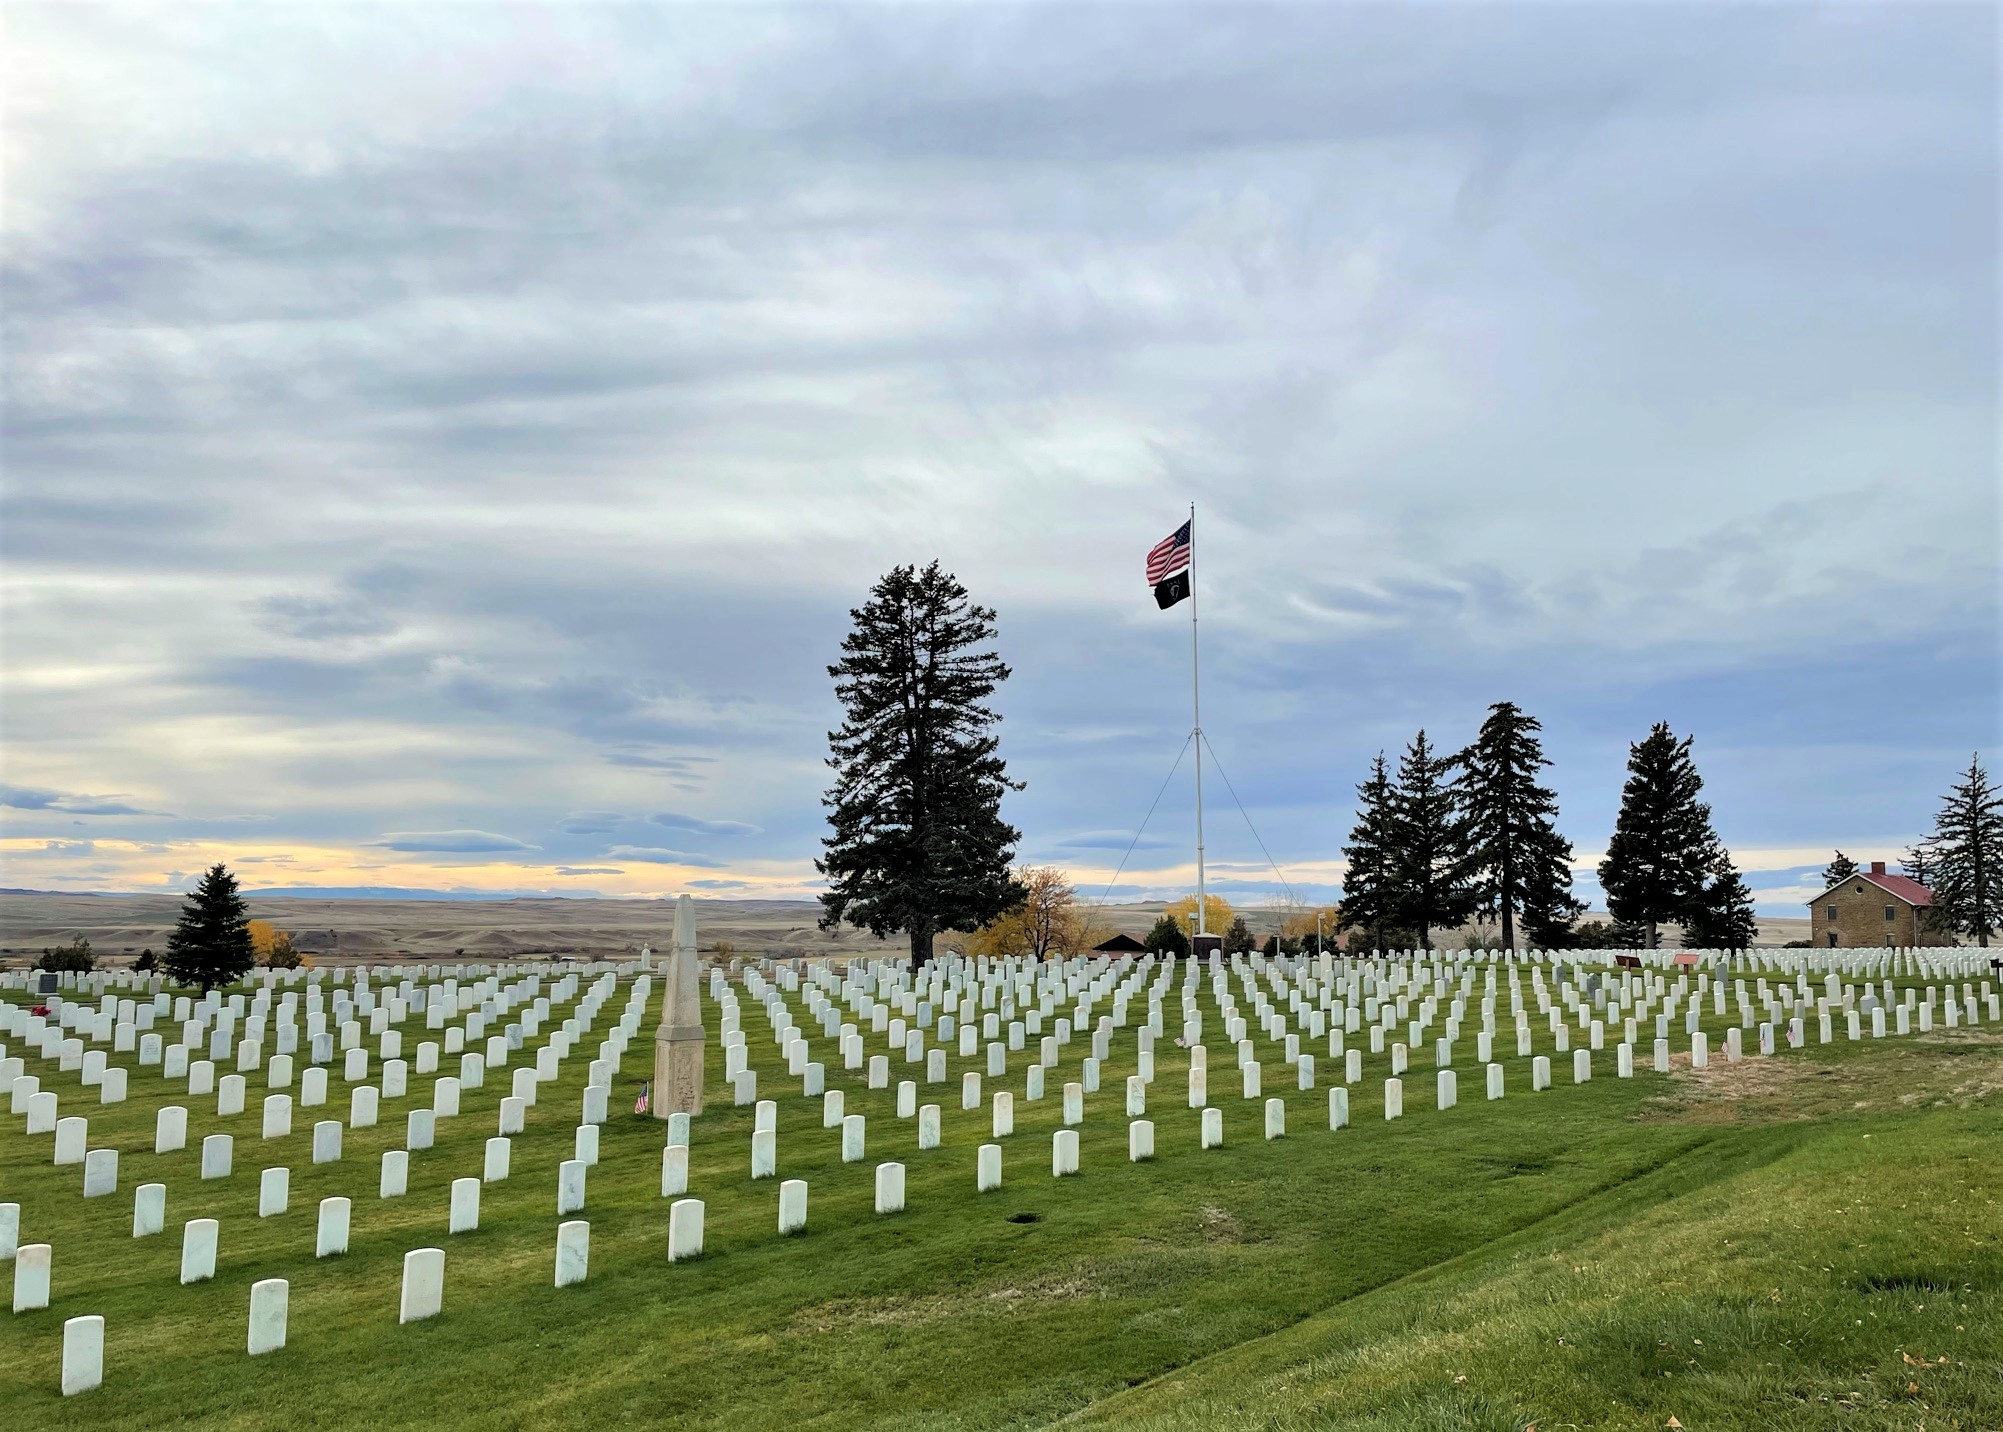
[1189,502,1207,940]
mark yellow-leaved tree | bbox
[1279,903,1344,953]
[248,919,306,970]
[966,866,1085,961]
[1164,893,1234,939]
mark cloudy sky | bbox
[4,4,1995,915]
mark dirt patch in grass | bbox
[1198,1204,1246,1245]
[1639,1030,2003,1126]
[782,1268,1106,1335]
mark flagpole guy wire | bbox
[1094,731,1195,908]
[1198,730,1300,909]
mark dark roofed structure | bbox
[1092,932,1147,953]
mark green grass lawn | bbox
[3,972,1999,1431]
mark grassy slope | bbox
[1,983,1998,1431]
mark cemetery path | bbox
[1052,1123,1807,1428]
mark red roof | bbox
[1821,871,1932,907]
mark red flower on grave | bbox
[31,1005,50,1017]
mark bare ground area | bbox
[1642,1028,2003,1125]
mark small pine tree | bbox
[1599,723,1718,950]
[1222,915,1255,955]
[817,562,1025,972]
[1387,730,1477,951]
[1142,914,1189,958]
[1454,702,1585,953]
[1683,843,1758,950]
[1337,753,1399,951]
[1927,754,2003,947]
[164,864,255,992]
[1821,850,1859,888]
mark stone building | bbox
[1808,860,1949,948]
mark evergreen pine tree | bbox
[1683,841,1758,950]
[1222,914,1255,955]
[1926,754,2003,947]
[1608,915,1656,949]
[1453,701,1584,952]
[164,864,254,993]
[1387,729,1477,951]
[1901,841,1948,942]
[1598,722,1717,950]
[1821,850,1859,887]
[818,562,1025,972]
[1142,914,1190,958]
[1337,753,1399,951]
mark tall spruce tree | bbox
[1821,850,1859,887]
[1684,841,1759,950]
[1926,754,2003,947]
[817,562,1025,972]
[1337,753,1399,950]
[1388,729,1477,951]
[1901,840,1948,942]
[1598,722,1717,949]
[1453,702,1584,952]
[164,863,255,993]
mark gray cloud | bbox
[601,846,727,869]
[649,810,762,838]
[555,866,624,876]
[369,830,538,854]
[555,812,628,835]
[1,783,158,816]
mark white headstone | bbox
[555,1219,590,1286]
[777,1178,808,1235]
[557,1159,586,1215]
[660,1145,688,1197]
[83,1147,119,1198]
[875,1161,907,1212]
[62,1313,103,1396]
[200,1133,233,1180]
[449,1177,480,1234]
[132,1183,166,1238]
[1052,1129,1080,1176]
[317,1197,351,1257]
[180,1217,218,1284]
[1129,1119,1155,1161]
[380,1149,409,1198]
[977,1142,1002,1192]
[668,1198,704,1261]
[248,1277,289,1355]
[13,1243,51,1311]
[259,1167,289,1217]
[399,1247,444,1322]
[484,1137,511,1182]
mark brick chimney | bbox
[1870,860,1886,875]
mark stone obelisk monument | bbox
[651,893,705,1118]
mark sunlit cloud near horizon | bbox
[3,6,1995,917]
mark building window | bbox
[1827,904,1838,921]
[1885,905,1896,922]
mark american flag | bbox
[634,1081,651,1116]
[1146,520,1192,584]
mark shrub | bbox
[35,937,96,973]
[1142,914,1189,958]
